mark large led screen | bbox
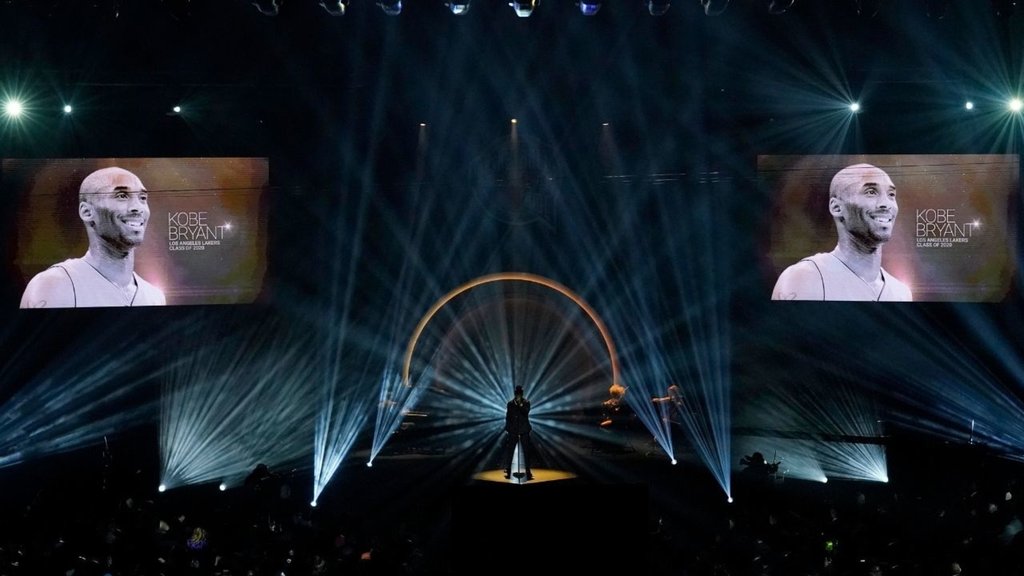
[4,157,268,307]
[761,155,1018,302]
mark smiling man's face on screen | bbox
[7,157,270,308]
[762,154,1019,303]
[80,167,151,251]
[831,164,898,246]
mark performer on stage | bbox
[503,385,534,481]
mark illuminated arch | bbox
[402,272,619,389]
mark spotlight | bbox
[576,0,600,14]
[251,0,282,15]
[311,500,318,507]
[319,0,349,15]
[821,476,829,484]
[366,461,373,467]
[219,483,227,491]
[158,484,167,492]
[377,0,401,14]
[701,0,730,15]
[1009,97,1023,112]
[172,105,182,114]
[849,102,861,113]
[965,101,974,110]
[727,496,733,503]
[510,118,518,124]
[767,0,795,13]
[671,458,678,465]
[3,99,23,118]
[444,1,470,13]
[509,0,538,17]
[63,104,72,114]
[646,0,670,14]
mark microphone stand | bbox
[512,434,526,482]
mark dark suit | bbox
[503,396,533,477]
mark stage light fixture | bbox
[509,0,538,17]
[1010,98,1023,112]
[310,500,318,507]
[378,0,401,14]
[251,0,281,15]
[646,0,670,14]
[62,104,72,114]
[219,482,227,491]
[849,102,861,113]
[767,0,795,13]
[158,483,167,492]
[701,0,730,15]
[577,0,600,14]
[3,98,23,118]
[445,1,470,13]
[965,101,974,110]
[319,0,349,15]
